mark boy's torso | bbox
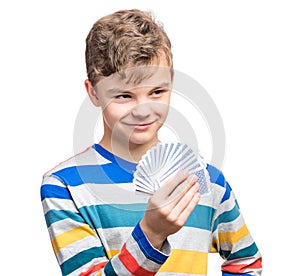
[45,144,224,275]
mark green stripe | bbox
[79,204,146,229]
[212,203,241,232]
[222,242,259,260]
[45,209,84,227]
[185,205,215,230]
[79,203,215,231]
[104,261,118,276]
[60,246,106,275]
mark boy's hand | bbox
[140,172,200,250]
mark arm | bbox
[140,173,200,249]
[41,175,170,276]
[211,176,262,276]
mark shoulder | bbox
[206,164,233,204]
[43,145,110,180]
[206,164,226,187]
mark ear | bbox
[84,79,101,107]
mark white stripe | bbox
[110,255,132,275]
[45,147,111,176]
[125,234,164,271]
[56,235,103,265]
[70,183,149,207]
[98,227,133,249]
[217,214,246,233]
[198,184,222,209]
[169,227,212,252]
[42,197,77,214]
[157,273,207,276]
[222,250,262,267]
[48,218,86,239]
[69,256,107,276]
[219,234,255,253]
[42,175,66,187]
[213,190,237,220]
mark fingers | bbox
[169,181,200,223]
[142,173,201,244]
[156,171,190,197]
[149,173,198,212]
[168,174,197,201]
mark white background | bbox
[1,0,299,275]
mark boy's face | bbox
[92,58,173,150]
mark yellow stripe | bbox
[159,249,208,274]
[51,225,96,254]
[210,244,218,253]
[218,224,249,244]
[107,249,120,259]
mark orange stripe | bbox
[79,262,107,276]
[222,257,262,273]
[118,244,156,276]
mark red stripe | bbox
[79,262,107,276]
[222,258,262,273]
[118,244,156,276]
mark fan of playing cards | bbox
[133,142,210,195]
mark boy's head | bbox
[85,9,173,87]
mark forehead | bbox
[95,64,173,93]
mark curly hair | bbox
[85,9,173,86]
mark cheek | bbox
[102,105,129,126]
[152,101,170,117]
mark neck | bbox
[99,136,159,163]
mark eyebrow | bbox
[106,82,172,95]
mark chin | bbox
[128,133,158,146]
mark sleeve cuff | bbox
[132,222,171,265]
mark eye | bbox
[115,94,131,99]
[151,89,165,97]
[114,94,132,102]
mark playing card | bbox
[133,142,211,195]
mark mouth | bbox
[125,121,156,131]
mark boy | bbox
[41,9,262,275]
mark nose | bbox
[131,102,152,118]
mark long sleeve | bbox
[41,174,171,276]
[209,168,262,276]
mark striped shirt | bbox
[41,144,262,275]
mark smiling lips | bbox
[126,121,155,131]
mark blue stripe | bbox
[132,223,168,264]
[52,164,134,186]
[212,203,241,232]
[44,209,85,228]
[207,164,225,186]
[60,246,106,275]
[207,164,232,203]
[222,273,251,276]
[40,184,71,201]
[221,182,232,203]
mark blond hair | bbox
[85,9,173,86]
